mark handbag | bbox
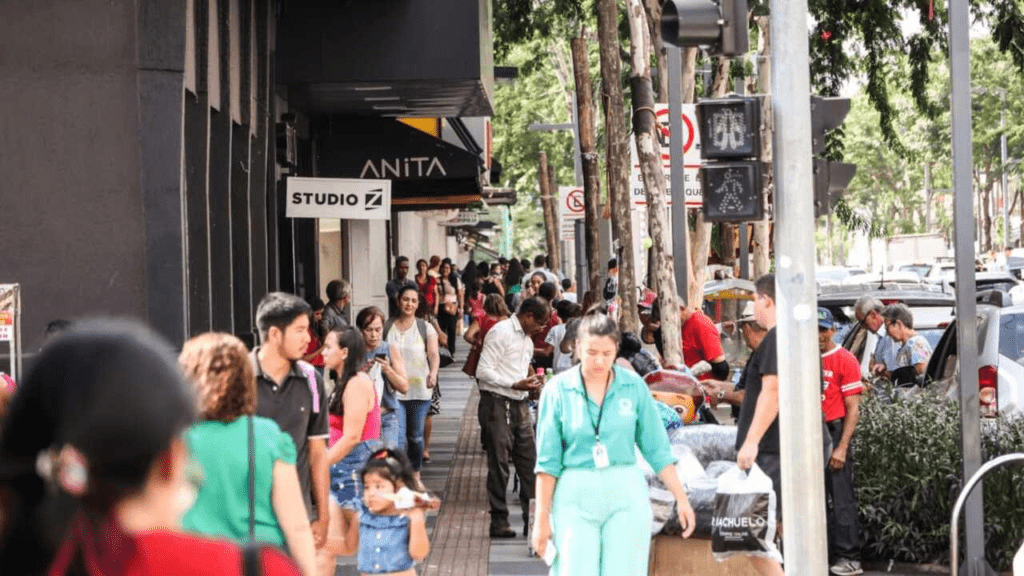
[462,343,481,377]
[439,346,455,368]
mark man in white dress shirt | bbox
[476,297,551,538]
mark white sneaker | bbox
[830,559,863,576]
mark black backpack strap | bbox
[416,318,428,342]
[383,317,396,340]
[247,415,256,540]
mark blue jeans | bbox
[380,403,406,452]
[400,399,431,472]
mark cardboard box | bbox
[649,535,761,576]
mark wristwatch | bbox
[717,389,727,401]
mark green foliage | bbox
[854,386,1024,570]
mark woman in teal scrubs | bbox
[532,313,696,574]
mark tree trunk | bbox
[626,0,683,365]
[752,15,773,279]
[571,35,604,292]
[682,47,698,103]
[642,0,669,103]
[538,152,561,273]
[547,164,562,273]
[597,0,640,333]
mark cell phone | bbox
[375,353,388,360]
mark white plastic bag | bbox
[711,463,783,563]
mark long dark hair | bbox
[461,261,480,301]
[328,326,367,417]
[0,319,196,575]
[504,258,525,289]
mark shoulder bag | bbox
[242,415,262,575]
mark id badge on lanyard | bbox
[583,371,611,469]
[592,442,610,468]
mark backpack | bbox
[384,317,428,343]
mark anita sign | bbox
[286,177,391,220]
[359,157,448,179]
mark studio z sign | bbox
[286,177,391,220]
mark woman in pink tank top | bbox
[319,326,381,575]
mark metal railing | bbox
[949,452,1024,576]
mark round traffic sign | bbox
[656,108,697,155]
[565,189,585,215]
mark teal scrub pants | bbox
[550,465,653,575]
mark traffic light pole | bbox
[947,0,991,574]
[768,0,828,573]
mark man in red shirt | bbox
[680,305,729,381]
[818,307,864,576]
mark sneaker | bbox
[830,560,863,576]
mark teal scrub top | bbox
[535,365,677,477]
[183,416,297,547]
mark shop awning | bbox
[315,117,483,211]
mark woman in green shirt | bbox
[532,313,696,575]
[179,333,316,576]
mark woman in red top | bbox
[303,297,327,374]
[414,259,439,316]
[0,319,300,576]
[319,326,381,575]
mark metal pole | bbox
[925,162,933,232]
[769,0,829,572]
[739,224,750,279]
[1001,92,1009,248]
[947,0,991,573]
[668,45,690,303]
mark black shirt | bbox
[385,278,417,319]
[735,327,780,454]
[250,349,329,519]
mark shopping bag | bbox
[710,463,783,563]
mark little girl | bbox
[333,448,440,575]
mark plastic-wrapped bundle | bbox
[669,460,736,537]
[638,443,706,535]
[668,425,738,466]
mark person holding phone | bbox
[355,307,409,452]
[475,298,551,538]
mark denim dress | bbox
[356,500,414,574]
[329,440,380,507]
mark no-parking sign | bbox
[559,186,585,241]
[629,103,702,208]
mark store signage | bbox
[286,177,392,220]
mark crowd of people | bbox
[0,249,935,576]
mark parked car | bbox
[896,263,934,279]
[924,294,1024,417]
[946,272,1024,302]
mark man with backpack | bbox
[251,292,330,549]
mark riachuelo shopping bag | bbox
[710,463,783,563]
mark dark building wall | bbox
[0,0,149,349]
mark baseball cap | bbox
[817,307,835,329]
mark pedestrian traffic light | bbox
[660,0,749,57]
[810,96,855,217]
[695,96,762,222]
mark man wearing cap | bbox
[704,301,768,421]
[818,307,865,576]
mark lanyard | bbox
[580,369,612,442]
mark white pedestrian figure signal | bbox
[715,169,745,212]
[708,109,748,152]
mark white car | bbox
[925,301,1024,417]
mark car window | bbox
[998,313,1024,365]
[919,328,945,350]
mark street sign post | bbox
[629,103,702,208]
[559,186,586,241]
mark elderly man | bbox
[476,297,551,538]
[704,303,768,421]
[852,295,898,380]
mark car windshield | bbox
[998,312,1024,365]
[900,265,932,278]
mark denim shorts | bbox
[330,440,380,507]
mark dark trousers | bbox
[825,419,862,561]
[437,310,458,354]
[478,390,536,530]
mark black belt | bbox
[479,389,527,403]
